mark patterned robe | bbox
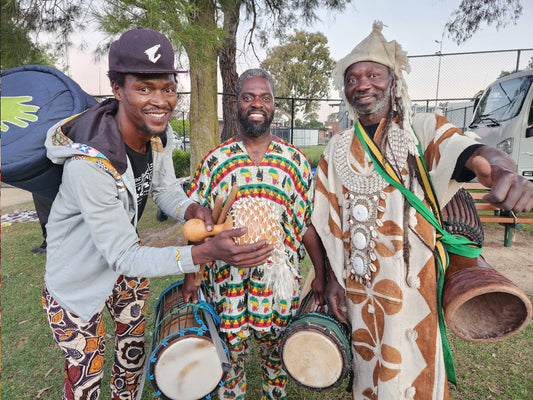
[188,137,313,335]
[311,114,479,400]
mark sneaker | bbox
[31,240,47,254]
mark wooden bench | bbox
[462,181,533,247]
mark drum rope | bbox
[152,300,220,335]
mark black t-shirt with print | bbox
[125,142,153,220]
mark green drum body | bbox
[280,292,351,391]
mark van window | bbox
[472,75,533,124]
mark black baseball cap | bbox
[108,27,179,74]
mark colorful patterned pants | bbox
[42,276,149,400]
[218,329,287,400]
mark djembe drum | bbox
[441,187,532,342]
[280,291,351,391]
[148,281,229,400]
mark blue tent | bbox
[1,65,97,199]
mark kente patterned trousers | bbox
[218,329,287,400]
[42,276,149,400]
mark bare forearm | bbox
[303,224,326,280]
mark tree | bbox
[445,0,523,44]
[95,0,224,173]
[260,30,334,122]
[218,0,349,142]
[303,112,323,128]
[1,0,84,69]
[95,1,349,171]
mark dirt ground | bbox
[480,225,533,294]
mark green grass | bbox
[1,198,532,399]
[301,145,326,169]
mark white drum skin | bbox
[154,336,223,400]
[281,329,343,389]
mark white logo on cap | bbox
[144,44,162,63]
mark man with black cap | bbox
[41,28,273,399]
[311,21,533,399]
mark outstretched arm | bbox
[465,146,533,212]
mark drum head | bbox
[282,329,344,389]
[154,336,223,400]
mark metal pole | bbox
[435,39,443,108]
[182,111,185,149]
[515,50,521,73]
[290,98,295,144]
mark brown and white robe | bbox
[312,113,479,400]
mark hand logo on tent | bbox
[0,96,40,132]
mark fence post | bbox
[515,50,521,73]
[290,98,295,144]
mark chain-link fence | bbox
[99,48,533,145]
[409,48,533,130]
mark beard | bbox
[141,123,166,138]
[349,84,392,116]
[237,109,274,137]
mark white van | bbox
[469,70,533,181]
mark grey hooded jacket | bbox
[44,99,198,322]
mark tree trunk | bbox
[184,0,220,175]
[219,0,241,142]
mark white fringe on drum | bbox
[231,197,296,301]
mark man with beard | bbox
[186,68,326,400]
[42,30,273,400]
[311,21,533,399]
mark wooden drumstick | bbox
[183,216,234,242]
[195,195,224,286]
[195,265,206,286]
[216,184,239,224]
[211,195,224,223]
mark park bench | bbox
[462,181,533,247]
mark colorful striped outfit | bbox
[188,138,313,399]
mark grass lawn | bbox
[1,197,531,399]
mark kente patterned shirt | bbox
[187,138,313,334]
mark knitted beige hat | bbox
[333,21,412,126]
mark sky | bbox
[66,0,533,112]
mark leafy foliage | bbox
[1,0,58,68]
[261,30,334,121]
[172,149,191,177]
[445,0,523,44]
[1,0,86,69]
[170,118,190,138]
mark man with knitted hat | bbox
[312,21,533,399]
[41,28,273,399]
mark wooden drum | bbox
[441,188,532,342]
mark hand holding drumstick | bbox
[184,186,273,302]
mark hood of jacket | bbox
[47,98,168,175]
